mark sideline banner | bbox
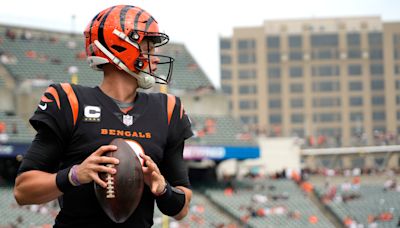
[0,143,29,158]
[184,146,259,160]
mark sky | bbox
[0,0,399,88]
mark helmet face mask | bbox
[84,5,174,88]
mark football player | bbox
[14,5,193,227]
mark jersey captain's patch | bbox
[83,105,101,122]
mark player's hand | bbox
[75,145,119,188]
[140,153,166,196]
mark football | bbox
[94,138,144,223]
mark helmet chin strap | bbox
[93,40,155,89]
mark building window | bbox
[372,112,385,121]
[313,81,340,92]
[220,39,231,49]
[290,83,303,93]
[267,67,281,79]
[238,53,256,64]
[269,99,282,109]
[394,34,400,45]
[289,35,302,48]
[314,113,341,122]
[371,80,384,90]
[269,114,282,124]
[268,83,281,94]
[239,69,257,79]
[267,36,280,49]
[239,85,257,94]
[350,112,363,121]
[289,51,303,61]
[238,39,256,49]
[369,48,383,60]
[313,97,341,107]
[348,64,362,76]
[394,49,400,60]
[371,96,385,105]
[349,81,363,91]
[348,49,362,59]
[240,115,258,124]
[221,55,232,65]
[396,80,400,89]
[312,65,340,77]
[350,96,363,106]
[396,65,400,75]
[221,85,232,94]
[221,69,232,80]
[239,100,257,109]
[370,64,384,76]
[347,33,361,46]
[289,66,303,77]
[368,32,382,46]
[291,98,304,108]
[291,113,304,123]
[312,49,338,60]
[311,34,338,47]
[267,52,281,63]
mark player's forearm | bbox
[173,186,192,220]
[14,170,63,205]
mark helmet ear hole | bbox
[111,45,126,52]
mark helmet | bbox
[84,5,174,89]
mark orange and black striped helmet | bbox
[84,5,174,89]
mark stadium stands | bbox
[188,115,257,147]
[0,186,58,227]
[204,178,335,228]
[314,180,400,227]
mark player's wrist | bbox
[154,180,168,197]
[68,165,81,186]
[56,166,75,193]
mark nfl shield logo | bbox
[123,114,133,126]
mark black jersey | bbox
[19,83,193,227]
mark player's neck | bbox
[100,65,138,103]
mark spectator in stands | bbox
[0,121,9,143]
[21,30,33,41]
[0,52,18,65]
[5,28,16,40]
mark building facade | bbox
[220,17,400,147]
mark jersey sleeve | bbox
[29,83,78,145]
[160,94,193,187]
[166,94,193,145]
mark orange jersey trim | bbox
[120,106,133,114]
[180,103,184,119]
[45,86,60,109]
[166,94,176,125]
[61,83,79,126]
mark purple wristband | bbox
[71,165,81,186]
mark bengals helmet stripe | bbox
[88,12,101,45]
[98,6,117,54]
[120,5,135,31]
[133,9,145,29]
[144,16,155,32]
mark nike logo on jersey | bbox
[38,103,47,110]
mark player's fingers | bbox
[94,145,118,156]
[142,166,151,174]
[93,164,117,174]
[91,173,107,188]
[94,156,119,165]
